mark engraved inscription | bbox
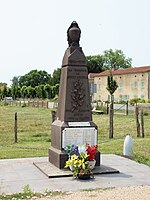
[62,127,97,148]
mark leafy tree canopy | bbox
[50,68,61,86]
[18,70,51,88]
[86,49,132,73]
[86,55,104,73]
[103,49,132,70]
[0,82,7,87]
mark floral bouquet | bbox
[64,144,98,179]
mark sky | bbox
[0,0,150,86]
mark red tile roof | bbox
[92,66,150,77]
[88,73,99,79]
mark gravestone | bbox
[49,21,100,169]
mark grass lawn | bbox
[0,105,149,166]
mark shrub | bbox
[95,105,107,113]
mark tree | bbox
[26,86,36,98]
[19,70,51,88]
[7,88,12,97]
[0,82,7,87]
[50,68,61,86]
[44,84,52,99]
[86,49,132,73]
[21,86,27,99]
[2,85,7,98]
[40,84,47,99]
[11,76,19,100]
[103,49,132,70]
[106,73,118,96]
[51,84,60,98]
[106,73,118,139]
[86,55,104,73]
[35,85,42,98]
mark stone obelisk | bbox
[49,21,100,169]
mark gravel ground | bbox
[37,185,150,200]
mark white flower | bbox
[78,145,87,154]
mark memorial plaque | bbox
[62,127,97,148]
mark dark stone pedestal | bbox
[49,147,68,169]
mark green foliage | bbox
[0,184,64,200]
[0,82,7,87]
[2,85,7,98]
[45,84,52,99]
[86,49,132,73]
[86,55,104,73]
[129,98,146,105]
[18,70,51,88]
[50,68,61,86]
[65,153,92,177]
[95,105,107,113]
[51,84,60,98]
[23,184,33,195]
[21,102,27,107]
[103,49,132,70]
[9,69,60,99]
[106,73,118,95]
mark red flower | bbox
[86,145,98,161]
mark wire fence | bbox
[0,103,149,161]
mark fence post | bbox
[51,110,56,122]
[141,108,144,138]
[47,101,49,108]
[126,101,128,115]
[109,103,114,138]
[14,112,17,143]
[135,105,140,137]
[106,103,109,114]
[37,100,39,107]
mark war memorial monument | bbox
[49,21,100,169]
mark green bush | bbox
[22,102,27,107]
[129,98,142,105]
[139,99,146,103]
[95,105,107,113]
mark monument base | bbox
[49,147,68,169]
[49,146,101,169]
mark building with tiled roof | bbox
[89,66,150,102]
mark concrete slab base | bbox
[33,161,119,178]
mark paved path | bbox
[0,154,150,194]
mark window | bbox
[134,81,138,88]
[124,95,129,101]
[119,82,123,89]
[141,94,144,99]
[91,84,97,93]
[134,94,138,98]
[141,81,144,89]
